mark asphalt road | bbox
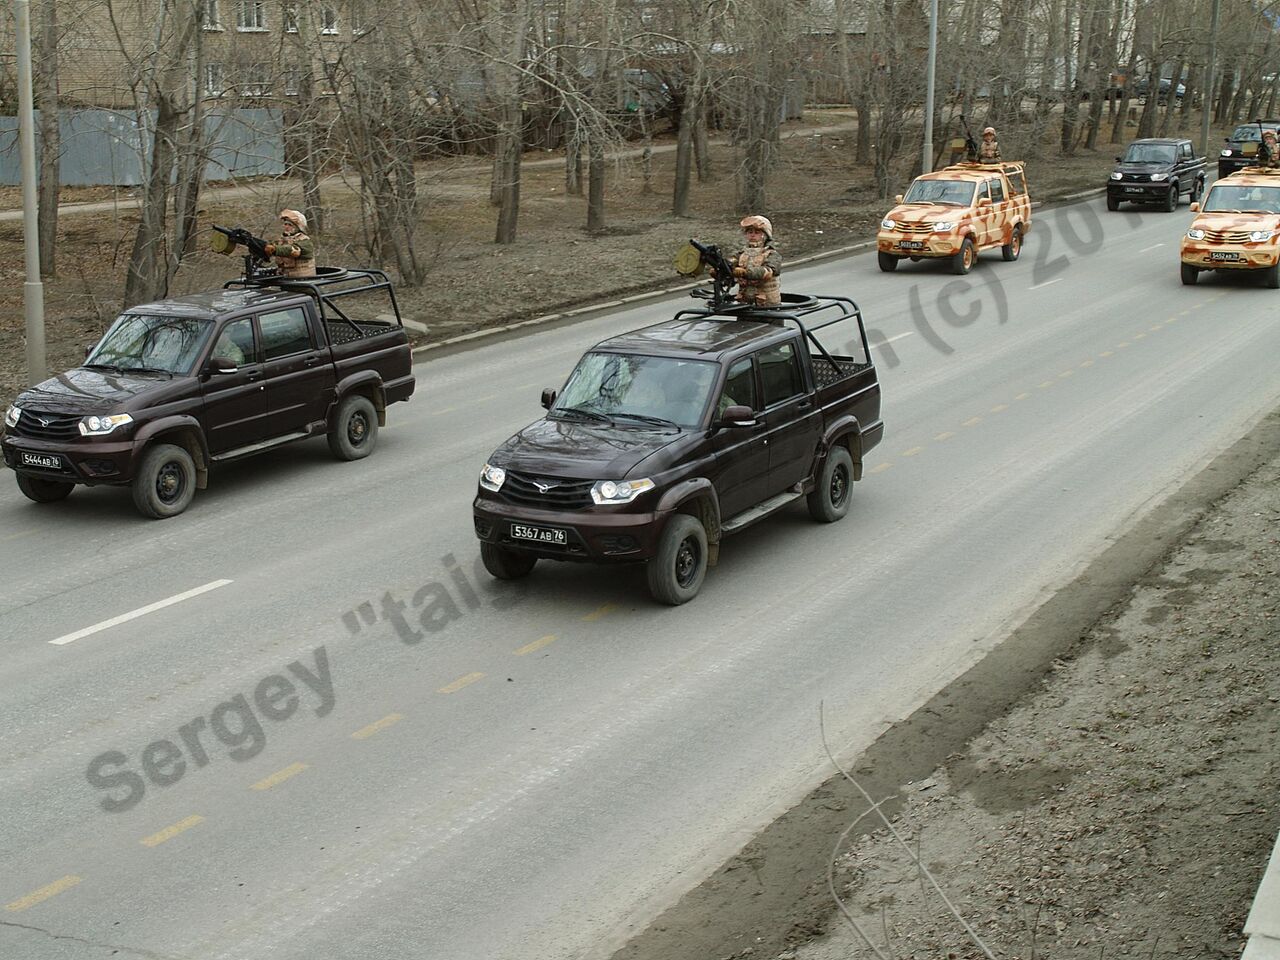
[3,194,1278,960]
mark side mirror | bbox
[83,344,94,361]
[716,404,757,428]
[1115,156,1123,162]
[894,194,904,203]
[1189,201,1200,212]
[540,387,557,410]
[208,356,238,375]
[977,197,992,207]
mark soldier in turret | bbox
[728,215,782,306]
[264,209,317,278]
[978,127,1002,163]
[1260,130,1280,169]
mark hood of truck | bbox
[492,417,689,478]
[1189,212,1280,237]
[15,367,193,414]
[884,204,970,225]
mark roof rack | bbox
[224,266,404,332]
[947,160,1024,172]
[1235,165,1280,176]
[672,291,873,376]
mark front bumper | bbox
[876,233,962,258]
[2,433,138,485]
[1108,182,1173,202]
[1181,242,1280,270]
[473,495,669,563]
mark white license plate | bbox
[897,240,924,249]
[1210,251,1240,261]
[511,523,567,545]
[20,452,63,470]
[1124,187,1145,193]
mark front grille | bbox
[1205,230,1251,243]
[897,222,934,234]
[1123,174,1151,182]
[11,411,80,441]
[499,471,595,510]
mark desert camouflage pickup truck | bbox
[1181,167,1280,287]
[877,161,1032,275]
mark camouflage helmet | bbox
[1265,130,1278,141]
[279,208,308,232]
[740,214,773,239]
[982,126,996,137]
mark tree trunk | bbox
[694,105,712,181]
[672,95,695,216]
[298,67,325,234]
[565,131,583,196]
[169,27,206,283]
[585,137,605,232]
[36,0,59,278]
[493,0,529,243]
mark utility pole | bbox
[922,0,939,173]
[1201,0,1221,165]
[15,0,47,385]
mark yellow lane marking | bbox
[868,462,893,474]
[1038,380,1054,389]
[1058,370,1074,379]
[901,446,924,457]
[140,815,205,848]
[515,634,557,656]
[351,714,404,741]
[1133,332,1147,340]
[1117,341,1130,348]
[251,762,308,791]
[1014,392,1030,401]
[475,394,496,402]
[0,529,35,544]
[5,876,81,912]
[431,406,458,416]
[990,404,1008,413]
[581,603,616,622]
[1099,351,1113,357]
[1149,325,1163,332]
[962,416,982,427]
[934,431,955,441]
[438,672,485,694]
[1079,359,1094,368]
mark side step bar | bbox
[212,430,311,462]
[721,489,804,535]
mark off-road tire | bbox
[951,237,975,275]
[1190,179,1203,204]
[1164,184,1178,212]
[1265,263,1280,289]
[1180,263,1199,285]
[1001,225,1023,262]
[646,514,707,606]
[480,542,537,580]
[807,446,854,523]
[16,474,74,504]
[328,394,379,461]
[877,251,900,272]
[132,443,196,519]
[1106,195,1120,212]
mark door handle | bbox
[304,356,321,367]
[246,373,261,382]
[798,399,812,410]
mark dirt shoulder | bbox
[611,407,1280,960]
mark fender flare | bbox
[818,416,864,481]
[656,478,723,563]
[330,370,387,427]
[132,415,211,489]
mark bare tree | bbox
[35,0,60,278]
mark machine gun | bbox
[211,224,274,282]
[1256,119,1274,165]
[674,238,737,307]
[959,115,980,162]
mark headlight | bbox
[1150,172,1169,181]
[1249,230,1272,242]
[1186,229,1205,240]
[3,404,20,428]
[880,218,896,230]
[932,221,955,232]
[1110,171,1123,180]
[590,477,654,505]
[78,413,133,436]
[478,462,506,492]
[1221,149,1233,157]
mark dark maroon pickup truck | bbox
[473,293,884,604]
[2,268,415,518]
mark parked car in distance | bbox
[1181,167,1280,287]
[877,161,1032,274]
[472,293,884,605]
[1107,138,1206,212]
[1219,121,1280,179]
[2,268,415,518]
[1133,76,1186,103]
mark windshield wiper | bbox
[611,412,681,429]
[120,365,173,378]
[82,362,121,372]
[554,405,614,425]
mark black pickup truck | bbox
[472,293,884,604]
[2,268,415,518]
[1218,121,1280,179]
[1107,137,1207,211]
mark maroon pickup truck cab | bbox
[3,268,415,518]
[473,293,884,604]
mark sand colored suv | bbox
[1181,167,1280,287]
[877,161,1033,275]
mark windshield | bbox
[1230,125,1274,142]
[1202,184,1280,214]
[86,314,213,374]
[901,179,975,206]
[553,352,718,429]
[1123,144,1176,163]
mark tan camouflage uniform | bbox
[267,209,317,278]
[1262,133,1280,169]
[978,128,1001,163]
[731,215,782,306]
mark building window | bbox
[283,70,300,96]
[204,62,226,96]
[283,5,298,32]
[237,0,267,30]
[201,0,222,29]
[350,4,368,35]
[320,6,339,34]
[240,63,272,97]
